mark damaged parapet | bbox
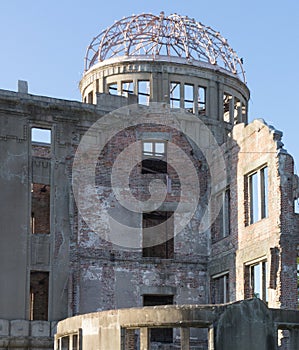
[18,80,28,94]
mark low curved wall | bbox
[55,299,299,350]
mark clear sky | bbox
[0,0,298,170]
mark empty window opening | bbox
[245,260,268,302]
[143,295,173,343]
[121,328,139,350]
[138,81,150,105]
[72,334,79,350]
[295,199,299,214]
[198,86,206,116]
[108,83,118,95]
[223,93,232,122]
[61,336,69,350]
[31,127,51,157]
[170,82,180,108]
[87,91,93,104]
[122,81,134,97]
[184,84,194,113]
[211,273,229,304]
[29,271,49,321]
[141,140,167,174]
[212,188,230,242]
[247,166,268,225]
[277,329,290,349]
[31,128,51,144]
[142,211,174,258]
[31,183,50,234]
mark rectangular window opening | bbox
[143,295,173,343]
[108,83,118,95]
[277,329,290,349]
[121,328,139,350]
[247,166,268,225]
[61,336,69,350]
[198,86,206,116]
[223,93,232,122]
[72,334,78,350]
[122,81,134,97]
[211,188,230,242]
[142,211,174,258]
[31,128,51,144]
[170,82,180,108]
[87,91,93,104]
[210,273,229,304]
[142,140,167,174]
[184,84,194,113]
[29,271,49,321]
[245,260,268,302]
[138,81,150,105]
[31,183,50,234]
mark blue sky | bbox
[0,0,298,170]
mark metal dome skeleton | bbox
[84,12,246,82]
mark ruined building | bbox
[0,12,299,350]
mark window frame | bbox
[198,86,206,116]
[121,81,134,97]
[210,272,229,304]
[141,140,167,174]
[137,80,150,105]
[31,127,52,145]
[142,211,174,259]
[212,187,230,242]
[246,165,268,225]
[170,82,181,108]
[184,83,194,113]
[245,259,268,302]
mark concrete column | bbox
[194,84,199,115]
[208,326,215,350]
[140,328,149,350]
[290,328,299,349]
[180,81,184,109]
[162,71,169,103]
[237,104,242,124]
[217,82,223,121]
[208,81,218,119]
[229,96,234,124]
[150,73,157,102]
[180,327,190,350]
[69,335,73,350]
[117,81,122,96]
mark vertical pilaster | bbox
[140,328,149,350]
[180,327,190,350]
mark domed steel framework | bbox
[85,12,246,81]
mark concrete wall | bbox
[0,319,56,349]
